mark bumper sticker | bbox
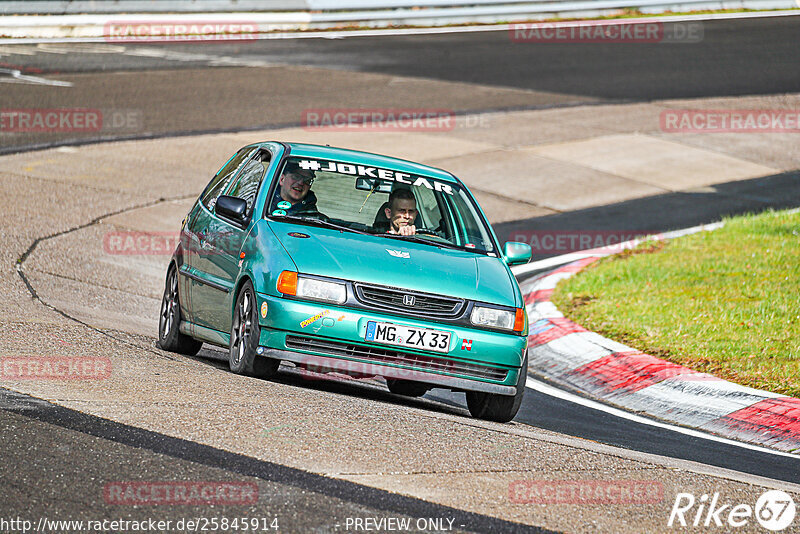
[300,310,329,328]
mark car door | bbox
[192,151,269,334]
[184,147,258,330]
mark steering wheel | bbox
[414,228,439,237]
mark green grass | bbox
[551,209,800,397]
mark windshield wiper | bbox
[274,215,369,235]
[379,233,468,252]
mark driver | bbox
[384,188,418,236]
[270,161,321,216]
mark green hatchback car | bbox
[158,142,532,422]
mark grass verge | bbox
[551,209,800,397]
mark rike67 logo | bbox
[668,490,796,531]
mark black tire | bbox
[229,280,280,378]
[466,353,527,423]
[157,265,202,355]
[386,378,429,397]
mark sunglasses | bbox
[287,173,314,186]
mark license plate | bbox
[365,321,451,353]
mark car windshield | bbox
[266,156,497,254]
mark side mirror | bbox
[215,195,249,225]
[503,241,532,266]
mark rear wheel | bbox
[466,353,527,423]
[157,266,202,355]
[386,378,429,397]
[229,280,279,378]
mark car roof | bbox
[259,141,460,184]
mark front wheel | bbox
[229,281,279,378]
[466,353,527,423]
[157,265,202,355]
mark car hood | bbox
[269,221,518,306]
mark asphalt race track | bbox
[2,14,800,533]
[2,16,799,154]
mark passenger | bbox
[384,188,418,236]
[270,161,321,216]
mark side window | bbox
[413,184,443,232]
[450,191,494,252]
[227,153,270,215]
[201,148,256,211]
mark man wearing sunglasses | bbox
[270,160,321,217]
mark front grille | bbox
[285,335,507,382]
[353,283,465,319]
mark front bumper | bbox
[258,347,516,395]
[255,293,525,396]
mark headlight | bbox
[470,306,525,332]
[296,276,346,304]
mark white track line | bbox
[526,376,800,459]
[0,67,72,86]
